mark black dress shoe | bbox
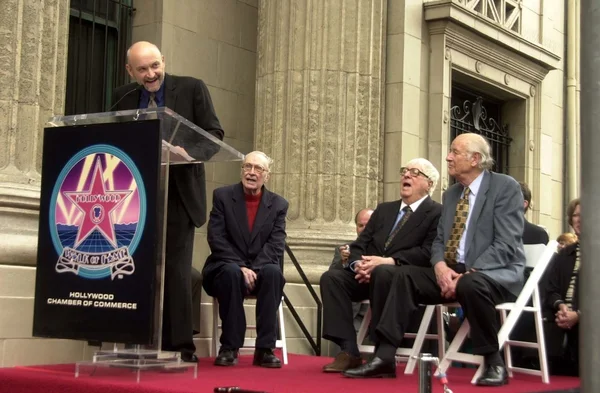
[214,348,238,366]
[180,352,198,363]
[342,357,396,378]
[476,365,508,386]
[253,348,282,368]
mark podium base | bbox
[75,349,197,383]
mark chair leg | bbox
[533,292,550,383]
[499,309,514,377]
[356,305,374,354]
[405,305,435,374]
[277,299,288,365]
[437,318,471,375]
[436,305,447,361]
[212,298,219,357]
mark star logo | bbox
[64,157,132,248]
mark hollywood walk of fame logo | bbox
[49,145,147,280]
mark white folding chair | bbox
[356,300,445,374]
[211,296,288,365]
[436,241,558,384]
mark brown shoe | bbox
[322,352,363,373]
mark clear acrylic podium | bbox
[34,107,244,381]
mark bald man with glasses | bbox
[320,158,442,374]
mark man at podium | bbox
[113,41,224,362]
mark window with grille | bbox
[450,86,512,174]
[65,0,134,115]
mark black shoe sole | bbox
[476,379,508,386]
[253,362,282,368]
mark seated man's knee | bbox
[455,273,482,297]
[219,263,243,279]
[371,264,396,280]
[259,264,283,279]
[320,267,345,287]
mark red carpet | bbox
[0,354,579,393]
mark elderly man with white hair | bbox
[344,134,525,386]
[202,151,288,369]
[320,158,442,374]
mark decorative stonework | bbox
[469,0,523,34]
[475,60,483,73]
[255,0,385,280]
[0,0,70,265]
[530,85,536,97]
[504,73,512,85]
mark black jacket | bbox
[202,183,289,283]
[113,74,224,227]
[348,196,442,268]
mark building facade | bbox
[0,0,579,364]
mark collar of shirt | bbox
[139,82,165,108]
[399,194,428,213]
[463,170,485,199]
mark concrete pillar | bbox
[255,0,386,281]
[0,0,69,266]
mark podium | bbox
[32,107,243,380]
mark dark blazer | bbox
[202,183,289,281]
[348,196,442,268]
[113,74,224,228]
[431,171,526,296]
[543,242,579,315]
[523,219,549,245]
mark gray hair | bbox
[464,133,495,170]
[404,157,439,194]
[244,150,274,171]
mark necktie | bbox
[384,206,412,249]
[444,187,470,266]
[565,244,580,309]
[148,93,157,108]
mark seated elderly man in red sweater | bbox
[202,151,289,368]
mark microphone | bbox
[214,388,269,393]
[108,85,142,112]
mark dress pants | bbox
[320,268,370,343]
[369,264,515,355]
[204,263,285,349]
[162,184,196,356]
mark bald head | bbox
[125,41,165,92]
[354,208,374,236]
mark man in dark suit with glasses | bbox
[320,158,442,374]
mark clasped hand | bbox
[353,255,391,284]
[434,262,462,299]
[240,267,257,293]
[555,304,579,329]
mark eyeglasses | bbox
[400,167,430,179]
[242,163,268,174]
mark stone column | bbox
[255,0,386,281]
[0,0,70,266]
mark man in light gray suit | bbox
[343,133,525,386]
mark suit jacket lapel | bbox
[378,201,402,247]
[465,171,490,256]
[232,183,250,247]
[394,197,431,238]
[250,188,273,244]
[164,74,177,111]
[122,87,141,110]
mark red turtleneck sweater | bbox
[245,192,262,232]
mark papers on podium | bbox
[162,140,195,163]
